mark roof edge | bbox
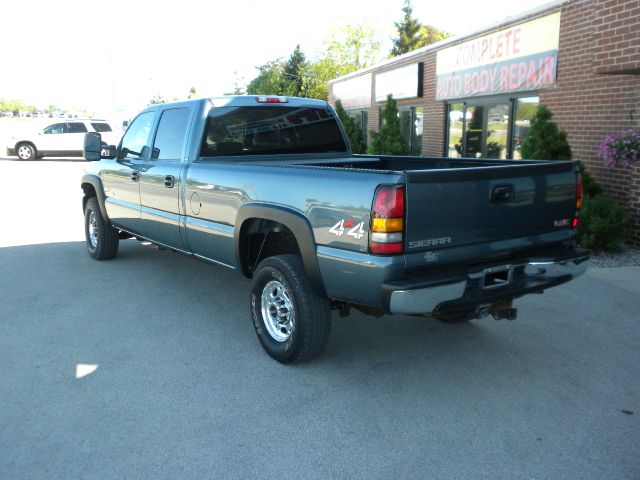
[329,0,571,84]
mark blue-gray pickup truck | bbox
[81,95,589,363]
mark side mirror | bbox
[84,132,102,161]
[100,144,117,159]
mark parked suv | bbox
[8,120,121,160]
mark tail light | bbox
[370,185,405,255]
[573,172,582,229]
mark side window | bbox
[151,108,191,160]
[43,123,66,134]
[67,122,88,133]
[120,111,155,160]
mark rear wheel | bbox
[84,197,119,260]
[250,255,331,363]
[16,143,36,160]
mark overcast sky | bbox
[1,0,555,116]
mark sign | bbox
[332,74,372,109]
[375,63,421,102]
[436,12,561,100]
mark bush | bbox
[368,94,410,155]
[577,161,602,198]
[334,100,366,154]
[520,105,572,161]
[578,195,631,251]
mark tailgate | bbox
[404,161,577,252]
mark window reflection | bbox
[513,97,539,160]
[448,103,463,157]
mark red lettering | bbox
[509,63,519,90]
[488,68,498,92]
[464,73,472,95]
[499,66,509,91]
[543,56,555,86]
[481,39,489,62]
[504,30,513,54]
[526,60,537,88]
[518,62,528,87]
[496,33,504,58]
[513,28,521,54]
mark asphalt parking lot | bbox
[1,158,639,479]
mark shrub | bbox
[577,161,602,198]
[599,130,640,167]
[368,94,410,155]
[520,105,572,161]
[334,100,366,154]
[578,195,631,251]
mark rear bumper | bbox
[384,248,589,315]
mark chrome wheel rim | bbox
[261,279,295,342]
[88,211,98,248]
[17,146,31,159]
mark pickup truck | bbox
[81,95,589,363]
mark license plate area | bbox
[482,265,513,289]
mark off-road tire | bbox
[250,254,331,363]
[84,197,119,260]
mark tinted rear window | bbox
[91,122,112,132]
[201,106,346,157]
[67,122,88,133]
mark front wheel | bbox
[250,255,331,363]
[16,143,36,160]
[84,197,119,260]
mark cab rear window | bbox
[200,106,346,157]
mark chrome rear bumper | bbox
[388,250,590,315]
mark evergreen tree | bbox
[391,0,449,56]
[369,95,409,155]
[520,105,572,160]
[335,100,366,154]
[282,45,307,97]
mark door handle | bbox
[131,171,139,182]
[164,175,175,188]
[491,184,514,203]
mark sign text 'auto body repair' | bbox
[436,12,561,100]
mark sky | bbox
[1,0,555,117]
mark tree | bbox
[390,0,450,56]
[245,25,382,100]
[246,59,286,95]
[282,45,307,97]
[335,100,366,154]
[520,105,572,160]
[369,95,409,155]
[188,87,197,99]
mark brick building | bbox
[329,0,640,243]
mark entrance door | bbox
[457,101,511,159]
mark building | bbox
[329,0,640,244]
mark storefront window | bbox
[399,108,412,151]
[348,109,368,146]
[513,97,539,160]
[448,103,463,157]
[380,105,423,155]
[464,105,484,158]
[412,107,423,156]
[446,96,538,160]
[486,103,510,159]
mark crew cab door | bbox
[101,111,155,233]
[138,107,192,250]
